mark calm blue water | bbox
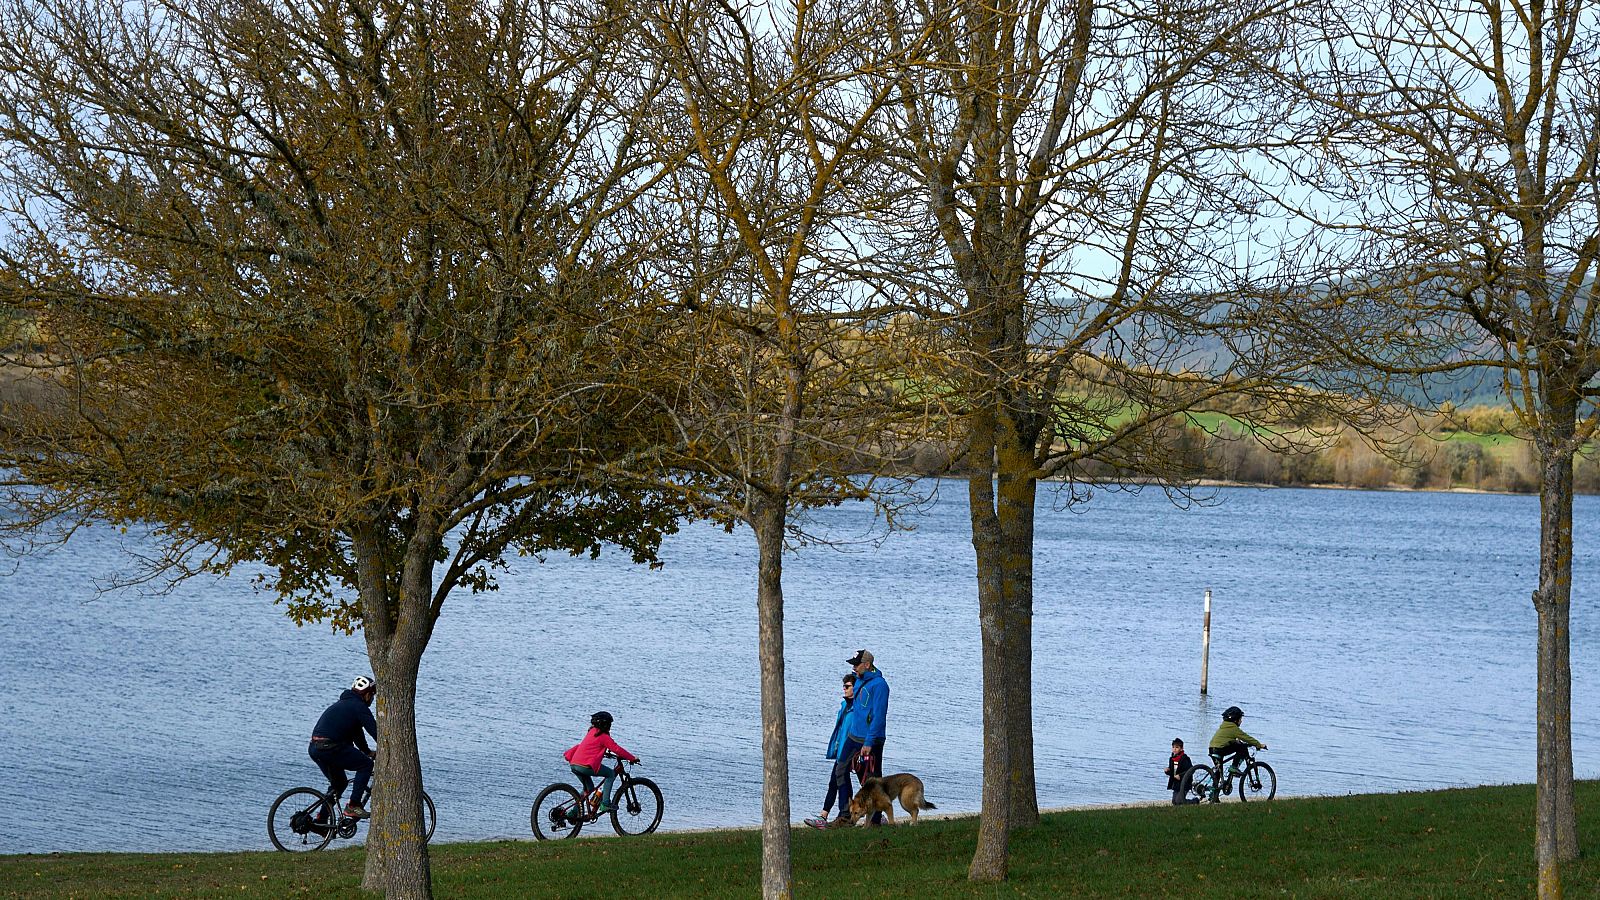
[0,483,1595,853]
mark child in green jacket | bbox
[1208,705,1267,797]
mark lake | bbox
[0,482,1595,853]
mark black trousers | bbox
[830,738,861,813]
[862,737,886,823]
[1210,740,1252,771]
[309,742,373,807]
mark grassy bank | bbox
[8,783,1598,898]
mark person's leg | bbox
[867,738,887,824]
[598,764,618,808]
[347,750,374,808]
[1212,743,1249,796]
[834,738,862,818]
[310,747,349,801]
[1221,741,1249,771]
[570,764,597,794]
[320,743,376,813]
[834,753,855,812]
[806,763,846,827]
[309,747,348,820]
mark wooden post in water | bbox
[1200,588,1212,695]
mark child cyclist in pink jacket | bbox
[563,711,640,814]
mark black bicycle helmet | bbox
[1222,705,1244,723]
[590,710,614,731]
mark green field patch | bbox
[6,782,1596,898]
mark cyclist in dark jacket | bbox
[309,676,378,818]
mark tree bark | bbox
[996,431,1039,827]
[366,644,433,900]
[753,505,793,899]
[967,409,1011,882]
[1534,393,1580,900]
[354,524,438,899]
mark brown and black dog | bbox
[839,773,937,826]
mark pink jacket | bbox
[563,727,637,770]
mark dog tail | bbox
[921,800,937,810]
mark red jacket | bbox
[564,727,637,770]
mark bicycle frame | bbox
[572,752,637,820]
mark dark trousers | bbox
[823,769,844,813]
[1211,740,1251,771]
[1209,741,1252,797]
[830,738,862,814]
[309,743,373,807]
[861,737,886,823]
[1170,769,1200,805]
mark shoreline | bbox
[1,786,1514,856]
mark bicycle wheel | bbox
[1238,761,1276,801]
[422,791,437,842]
[268,787,337,852]
[531,783,585,840]
[610,777,664,836]
[1184,765,1217,804]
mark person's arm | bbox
[1240,729,1265,749]
[601,733,639,763]
[361,706,378,744]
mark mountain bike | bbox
[531,752,663,839]
[1191,746,1276,803]
[268,782,437,852]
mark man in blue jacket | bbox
[309,676,379,818]
[844,649,890,823]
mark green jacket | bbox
[1208,721,1264,750]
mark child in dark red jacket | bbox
[1164,738,1200,805]
[564,710,640,814]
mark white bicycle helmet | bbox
[352,675,376,692]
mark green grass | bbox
[7,783,1599,898]
[1438,430,1521,448]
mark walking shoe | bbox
[343,803,369,819]
[803,815,830,829]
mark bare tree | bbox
[635,1,919,894]
[1274,1,1600,894]
[873,0,1305,880]
[0,0,678,895]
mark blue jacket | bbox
[311,689,377,749]
[825,697,854,759]
[845,668,888,742]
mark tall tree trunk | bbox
[1534,395,1580,900]
[354,525,437,899]
[366,643,433,900]
[967,410,1011,882]
[753,505,793,899]
[996,430,1039,827]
